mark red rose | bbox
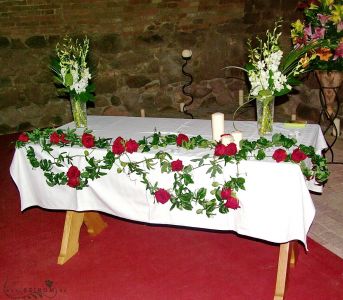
[225,196,240,209]
[176,133,189,146]
[171,159,183,172]
[214,143,226,156]
[125,139,139,153]
[60,133,69,144]
[291,148,307,163]
[112,137,125,155]
[82,133,95,148]
[155,188,171,204]
[50,132,60,144]
[225,143,237,156]
[221,188,232,200]
[67,177,80,188]
[18,133,29,142]
[67,166,81,179]
[272,148,288,163]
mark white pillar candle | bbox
[221,134,233,146]
[239,90,244,106]
[211,112,225,142]
[291,114,296,121]
[333,118,341,137]
[180,102,185,112]
[182,49,192,59]
[231,131,243,150]
[140,108,146,118]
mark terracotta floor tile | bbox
[309,133,343,258]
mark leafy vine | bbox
[15,128,329,217]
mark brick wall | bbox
[0,0,302,133]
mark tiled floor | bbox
[309,134,343,258]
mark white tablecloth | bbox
[10,116,327,247]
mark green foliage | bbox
[16,129,330,217]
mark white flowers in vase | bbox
[246,22,312,100]
[51,36,95,103]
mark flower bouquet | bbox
[51,36,95,127]
[245,21,317,135]
[291,0,343,71]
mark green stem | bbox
[257,96,274,135]
[71,99,87,128]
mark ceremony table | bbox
[10,116,327,300]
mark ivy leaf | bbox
[183,165,193,173]
[183,174,194,185]
[151,133,160,145]
[255,149,266,160]
[40,159,52,171]
[64,73,73,86]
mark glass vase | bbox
[256,95,274,136]
[70,97,87,128]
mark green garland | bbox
[16,128,329,217]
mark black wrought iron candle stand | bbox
[181,54,194,119]
[315,72,342,163]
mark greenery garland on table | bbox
[16,128,329,217]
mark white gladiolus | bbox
[248,48,288,97]
[54,36,92,98]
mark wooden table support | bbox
[274,241,298,300]
[57,211,107,265]
[57,211,300,299]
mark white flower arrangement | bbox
[225,20,319,135]
[51,36,95,103]
[246,22,310,100]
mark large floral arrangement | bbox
[244,22,316,135]
[247,22,315,99]
[17,129,329,217]
[291,0,343,70]
[51,36,95,102]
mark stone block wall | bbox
[0,0,316,134]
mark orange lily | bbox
[316,47,333,61]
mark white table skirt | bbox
[10,116,327,247]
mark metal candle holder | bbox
[181,50,194,119]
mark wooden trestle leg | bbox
[57,211,108,265]
[274,242,298,300]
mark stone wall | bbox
[0,0,313,134]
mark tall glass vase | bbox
[256,95,274,136]
[70,97,87,128]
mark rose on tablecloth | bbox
[18,133,29,142]
[112,137,125,155]
[225,143,237,156]
[67,177,80,188]
[67,166,81,188]
[67,165,81,178]
[176,133,189,146]
[50,132,60,144]
[60,133,68,144]
[214,144,226,156]
[82,133,95,148]
[155,188,171,204]
[125,139,139,153]
[50,132,68,144]
[221,188,232,200]
[171,159,184,172]
[215,143,237,156]
[272,148,288,162]
[225,196,240,209]
[291,148,307,163]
